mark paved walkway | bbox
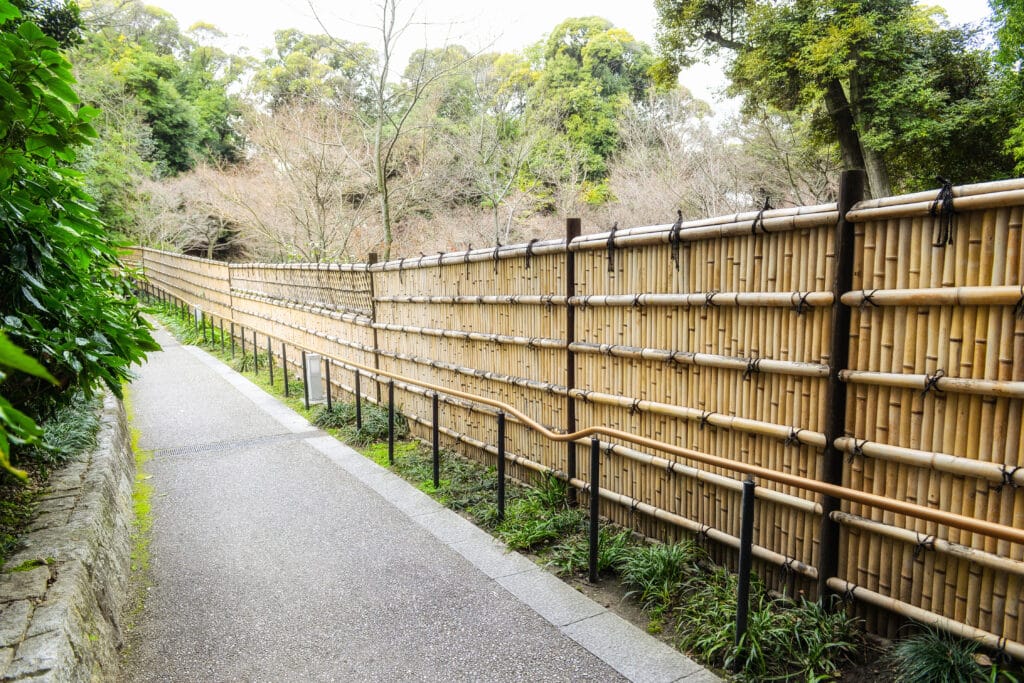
[121,327,718,682]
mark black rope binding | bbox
[493,243,501,274]
[437,252,444,278]
[991,464,1022,492]
[629,398,642,415]
[781,556,797,575]
[930,177,957,247]
[859,289,881,310]
[524,238,539,269]
[921,369,946,397]
[398,257,406,284]
[743,356,763,381]
[697,524,711,545]
[704,290,720,309]
[913,533,936,559]
[847,439,868,464]
[669,210,684,271]
[606,222,618,273]
[784,428,804,447]
[631,498,641,513]
[604,442,616,456]
[632,293,643,308]
[464,245,472,280]
[666,460,677,476]
[699,411,713,430]
[792,291,812,315]
[841,583,858,604]
[1015,285,1024,319]
[751,196,772,234]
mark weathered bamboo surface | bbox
[132,178,1024,652]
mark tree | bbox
[991,0,1024,173]
[655,0,1016,196]
[311,0,479,259]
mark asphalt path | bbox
[121,326,716,683]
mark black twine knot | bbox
[398,257,406,283]
[930,177,957,247]
[1015,285,1024,319]
[579,390,593,404]
[541,294,554,309]
[751,196,772,235]
[793,291,812,315]
[784,428,804,447]
[604,442,616,456]
[782,556,797,575]
[860,289,881,310]
[526,337,539,350]
[464,246,473,280]
[921,369,946,397]
[743,356,763,381]
[666,461,677,476]
[632,293,643,308]
[699,411,713,430]
[493,243,502,274]
[704,290,720,309]
[525,238,539,269]
[697,524,711,545]
[991,464,1022,492]
[669,210,684,271]
[629,398,642,415]
[913,533,936,559]
[847,439,868,464]
[630,498,641,513]
[606,223,618,273]
[841,584,858,604]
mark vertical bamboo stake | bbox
[818,169,865,600]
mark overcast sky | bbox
[153,0,996,108]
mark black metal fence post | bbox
[282,343,289,397]
[301,351,309,409]
[325,358,332,410]
[201,312,207,343]
[387,380,395,465]
[267,336,274,386]
[588,436,601,583]
[252,330,258,372]
[230,323,236,358]
[219,320,225,354]
[497,411,506,521]
[355,369,363,429]
[734,477,757,665]
[432,392,440,489]
[240,326,246,358]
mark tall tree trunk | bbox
[375,124,392,260]
[848,71,891,199]
[823,79,868,187]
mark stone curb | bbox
[0,393,134,682]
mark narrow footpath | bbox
[121,327,717,682]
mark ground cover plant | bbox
[150,302,1024,681]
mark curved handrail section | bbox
[336,356,1024,547]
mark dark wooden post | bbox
[817,169,864,600]
[565,218,582,506]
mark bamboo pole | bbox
[840,370,1024,398]
[841,285,1024,307]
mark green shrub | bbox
[619,540,706,616]
[1,1,156,478]
[890,625,1019,683]
[548,526,634,576]
[24,392,101,466]
[340,402,408,445]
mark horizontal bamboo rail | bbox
[569,291,834,309]
[850,177,1024,210]
[569,341,830,379]
[832,511,1024,578]
[841,370,1024,399]
[827,578,1024,661]
[841,285,1024,308]
[845,188,1024,222]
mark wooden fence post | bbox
[367,252,382,404]
[565,218,582,506]
[817,169,865,600]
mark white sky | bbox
[154,0,995,109]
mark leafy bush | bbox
[23,391,101,466]
[890,625,1019,683]
[619,540,706,616]
[341,401,408,445]
[0,1,156,477]
[548,526,635,576]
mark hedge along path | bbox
[128,176,1024,658]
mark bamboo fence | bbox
[131,175,1024,656]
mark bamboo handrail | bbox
[329,353,1024,546]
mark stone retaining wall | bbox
[0,393,134,682]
